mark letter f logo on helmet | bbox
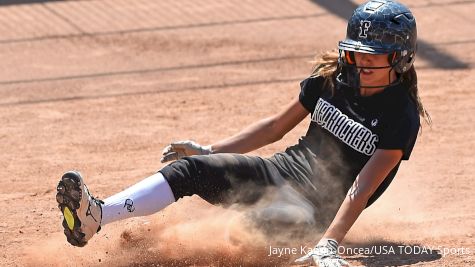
[359,20,371,38]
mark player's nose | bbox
[354,52,372,67]
[359,53,372,66]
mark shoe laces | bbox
[84,184,104,205]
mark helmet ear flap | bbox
[345,51,356,64]
[388,52,397,65]
[391,50,416,73]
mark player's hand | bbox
[161,140,213,163]
[294,239,350,267]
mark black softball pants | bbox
[159,151,351,230]
[159,153,288,206]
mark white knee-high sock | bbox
[100,172,176,226]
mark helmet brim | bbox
[338,40,392,54]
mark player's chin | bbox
[360,77,384,88]
[360,83,384,90]
[359,79,376,88]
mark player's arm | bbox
[322,149,402,242]
[161,98,309,162]
[211,98,308,153]
[296,149,402,266]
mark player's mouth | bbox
[359,68,373,76]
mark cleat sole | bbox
[56,171,88,247]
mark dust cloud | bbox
[24,186,324,266]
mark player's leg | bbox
[160,153,286,205]
[56,153,285,246]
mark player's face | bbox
[354,52,396,92]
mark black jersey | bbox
[272,75,420,208]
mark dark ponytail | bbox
[402,66,432,126]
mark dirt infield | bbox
[0,0,474,266]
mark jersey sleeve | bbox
[298,75,326,113]
[377,110,420,160]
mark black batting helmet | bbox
[337,0,417,88]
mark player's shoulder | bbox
[300,74,335,97]
[300,74,327,89]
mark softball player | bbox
[55,1,429,266]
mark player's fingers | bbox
[337,259,351,267]
[162,145,173,155]
[160,152,179,163]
